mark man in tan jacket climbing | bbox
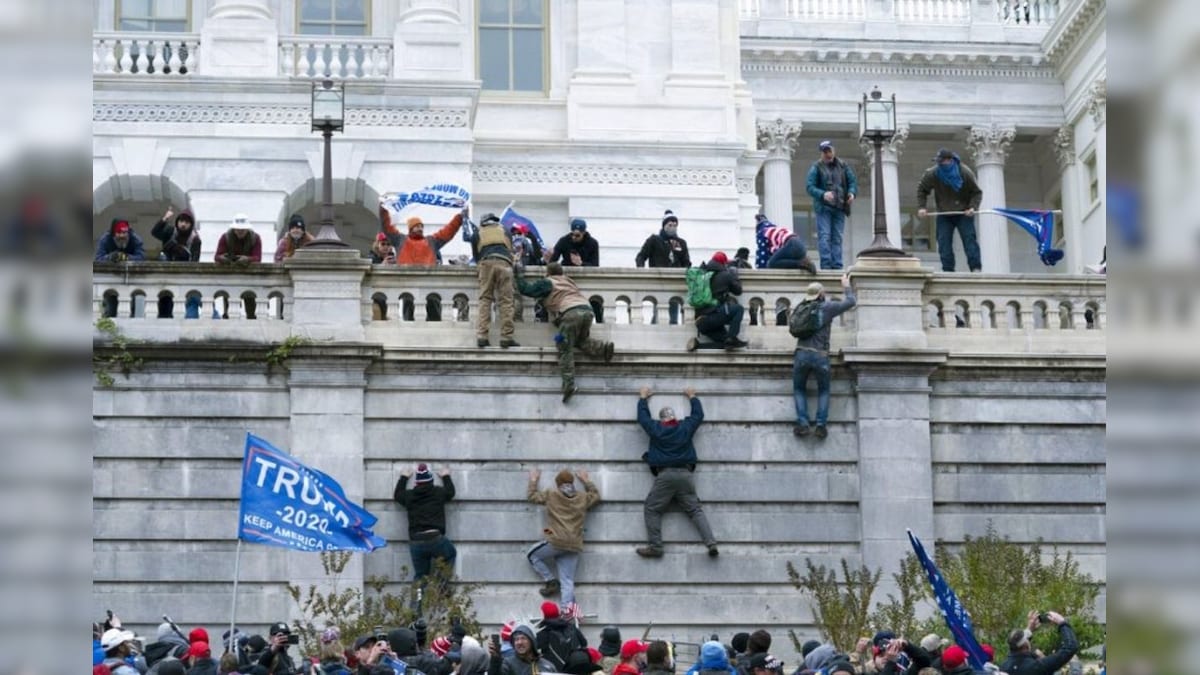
[526,468,601,614]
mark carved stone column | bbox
[1054,127,1084,273]
[756,119,802,229]
[859,123,910,251]
[967,124,1016,273]
[199,0,277,77]
[395,0,470,81]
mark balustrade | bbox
[93,32,198,76]
[279,37,392,79]
[789,0,866,20]
[995,0,1059,25]
[893,0,971,23]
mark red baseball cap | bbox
[941,646,967,670]
[113,221,131,234]
[620,640,648,660]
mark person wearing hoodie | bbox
[274,214,314,262]
[490,623,556,675]
[536,602,588,671]
[635,386,718,559]
[380,208,466,267]
[753,214,816,273]
[526,468,602,608]
[152,207,202,262]
[798,644,839,675]
[457,637,491,675]
[687,252,749,352]
[597,627,622,675]
[686,641,736,675]
[146,623,191,671]
[393,463,457,585]
[389,627,444,675]
[96,218,147,263]
[184,641,219,675]
[637,210,691,269]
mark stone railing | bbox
[279,36,393,79]
[93,32,198,76]
[94,261,1105,358]
[893,0,971,23]
[996,0,1060,25]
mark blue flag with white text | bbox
[907,530,988,671]
[380,184,471,213]
[238,433,386,553]
[994,208,1064,266]
[500,205,546,248]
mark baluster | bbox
[312,42,327,78]
[379,46,393,77]
[297,43,312,77]
[134,39,150,74]
[280,42,295,77]
[118,40,133,74]
[329,43,343,78]
[146,40,159,74]
[346,44,361,78]
[93,41,101,73]
[182,40,196,73]
[167,40,182,74]
[360,45,374,78]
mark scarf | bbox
[936,156,964,191]
[558,483,576,498]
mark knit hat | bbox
[414,463,434,484]
[662,210,679,226]
[800,640,821,658]
[731,633,750,654]
[499,621,516,643]
[407,216,424,231]
[541,601,560,620]
[699,642,728,670]
[555,470,575,485]
[735,247,750,260]
[188,628,209,644]
[186,641,211,660]
[828,661,855,675]
[755,213,767,222]
[569,218,587,232]
[749,653,782,671]
[288,214,306,231]
[376,232,389,242]
[941,646,967,670]
[981,644,995,662]
[431,636,452,657]
[588,647,603,664]
[112,220,131,235]
[620,639,648,661]
[747,630,771,654]
[246,635,268,652]
[711,251,729,265]
[480,212,500,225]
[920,634,948,653]
[804,282,824,301]
[598,626,622,657]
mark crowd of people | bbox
[94,608,1090,675]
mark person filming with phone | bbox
[1000,611,1078,675]
[257,622,301,674]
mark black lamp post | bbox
[307,78,349,249]
[857,87,906,257]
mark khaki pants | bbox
[476,258,515,340]
[556,307,608,392]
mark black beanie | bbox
[288,214,306,231]
[599,625,621,657]
[801,640,821,658]
[662,210,678,226]
[731,633,750,654]
[747,630,771,654]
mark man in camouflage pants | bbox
[516,262,615,403]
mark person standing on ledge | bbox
[804,140,857,271]
[634,386,718,559]
[917,147,984,273]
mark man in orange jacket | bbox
[380,206,467,266]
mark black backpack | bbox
[540,627,582,671]
[789,300,823,339]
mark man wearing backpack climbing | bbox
[686,252,749,352]
[790,273,856,439]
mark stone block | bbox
[932,426,1105,464]
[933,472,1104,504]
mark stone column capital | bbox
[756,118,803,160]
[208,0,271,20]
[1088,78,1106,129]
[966,124,1016,166]
[1054,126,1075,170]
[859,123,910,164]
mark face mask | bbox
[663,225,678,237]
[558,483,576,497]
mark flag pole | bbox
[228,538,243,654]
[922,209,1063,217]
[501,200,516,217]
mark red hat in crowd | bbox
[620,640,648,660]
[500,621,516,643]
[186,641,211,660]
[981,644,995,662]
[189,628,209,644]
[430,636,452,657]
[941,646,967,670]
[113,221,131,234]
[711,251,728,265]
[587,647,602,664]
[540,601,560,620]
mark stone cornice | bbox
[1042,0,1105,67]
[741,43,1057,80]
[93,103,471,127]
[472,164,735,187]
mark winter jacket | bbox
[638,396,703,471]
[274,232,314,262]
[388,627,439,675]
[636,231,691,268]
[214,230,262,263]
[528,476,601,552]
[805,158,858,215]
[103,657,141,675]
[95,220,147,262]
[548,233,600,267]
[793,285,856,353]
[186,657,219,675]
[493,625,557,675]
[393,475,456,537]
[256,647,299,675]
[536,620,588,672]
[695,260,742,317]
[381,213,464,266]
[916,163,983,213]
[999,623,1078,675]
[151,213,202,262]
[515,273,591,324]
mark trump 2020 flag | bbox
[500,205,546,248]
[994,208,1064,266]
[238,433,386,553]
[907,530,988,671]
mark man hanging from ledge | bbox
[515,262,615,403]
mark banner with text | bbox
[380,184,471,214]
[238,433,386,553]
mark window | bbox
[299,0,368,36]
[478,0,546,92]
[118,0,188,31]
[1084,154,1099,205]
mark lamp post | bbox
[307,78,349,249]
[857,87,906,257]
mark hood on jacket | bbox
[511,624,538,656]
[458,636,489,675]
[388,628,418,656]
[700,641,730,671]
[802,644,837,673]
[174,210,196,229]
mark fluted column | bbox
[967,124,1016,273]
[1087,80,1107,267]
[199,0,276,77]
[1054,127,1083,273]
[756,119,803,228]
[859,123,910,250]
[208,0,270,20]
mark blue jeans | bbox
[793,349,831,426]
[409,534,457,581]
[527,541,581,606]
[935,214,981,272]
[695,302,743,343]
[766,237,808,269]
[815,208,846,269]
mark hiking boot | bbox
[814,425,828,439]
[707,544,720,558]
[799,258,817,274]
[500,339,520,348]
[477,338,490,348]
[562,384,578,403]
[603,341,615,363]
[538,579,561,598]
[635,546,664,558]
[793,423,811,437]
[686,338,698,352]
[724,337,749,350]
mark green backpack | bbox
[789,299,823,338]
[685,267,717,310]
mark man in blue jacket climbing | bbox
[635,386,718,559]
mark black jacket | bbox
[151,216,202,261]
[548,233,600,266]
[1000,624,1078,675]
[393,476,456,537]
[696,260,742,316]
[636,231,690,268]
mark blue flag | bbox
[500,205,545,248]
[907,530,988,671]
[380,184,471,213]
[994,208,1064,266]
[238,433,386,553]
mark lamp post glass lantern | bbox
[308,79,348,248]
[857,87,906,257]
